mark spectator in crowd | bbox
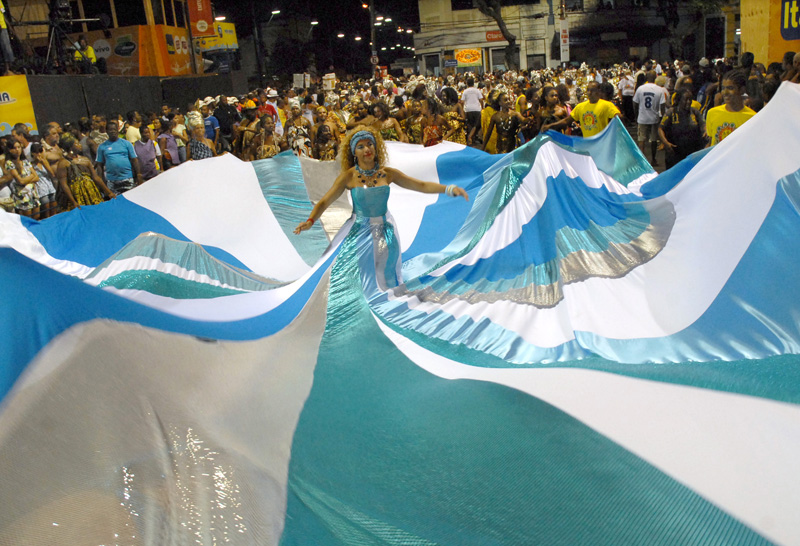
[56,134,115,210]
[633,70,668,165]
[0,160,13,212]
[542,81,620,138]
[11,123,33,161]
[134,126,162,181]
[405,100,425,145]
[160,103,172,125]
[481,92,529,154]
[264,89,284,136]
[214,96,240,153]
[158,116,180,170]
[4,139,40,218]
[535,86,569,135]
[96,120,143,193]
[73,34,97,74]
[706,69,756,146]
[462,77,483,146]
[617,70,635,122]
[186,111,216,161]
[124,111,142,144]
[659,87,706,169]
[250,114,286,160]
[346,101,373,130]
[90,114,109,147]
[480,90,501,153]
[312,123,338,161]
[423,97,446,148]
[0,0,17,76]
[285,100,313,157]
[234,100,260,158]
[371,101,406,143]
[29,142,58,218]
[78,117,98,163]
[172,113,189,163]
[441,87,466,145]
[201,101,220,152]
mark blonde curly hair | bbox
[338,125,388,172]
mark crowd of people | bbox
[2,49,798,219]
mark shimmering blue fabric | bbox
[252,153,330,266]
[85,233,287,292]
[546,117,654,186]
[351,186,390,218]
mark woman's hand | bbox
[450,186,469,201]
[294,219,314,234]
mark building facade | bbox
[414,0,740,75]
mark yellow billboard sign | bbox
[0,76,38,136]
[195,22,238,52]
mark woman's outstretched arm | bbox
[294,169,352,234]
[385,167,468,200]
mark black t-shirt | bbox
[214,104,241,135]
[660,107,704,153]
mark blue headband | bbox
[350,131,376,156]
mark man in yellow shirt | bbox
[541,81,620,137]
[705,69,756,146]
[73,34,97,74]
[0,0,16,75]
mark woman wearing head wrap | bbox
[185,110,216,160]
[285,99,313,158]
[294,126,467,288]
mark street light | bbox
[337,32,345,38]
[215,15,226,21]
[355,36,362,41]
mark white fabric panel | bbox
[377,317,800,546]
[0,272,330,546]
[0,211,93,277]
[124,154,309,281]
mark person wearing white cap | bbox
[265,89,284,137]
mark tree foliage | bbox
[475,0,518,70]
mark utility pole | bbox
[252,0,264,87]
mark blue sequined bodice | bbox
[350,186,389,219]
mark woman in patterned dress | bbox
[423,98,445,148]
[371,101,407,143]
[55,134,115,211]
[249,115,287,160]
[441,87,467,145]
[405,100,425,145]
[4,140,40,218]
[285,101,313,158]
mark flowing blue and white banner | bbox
[2,83,800,545]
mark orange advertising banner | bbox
[486,30,505,42]
[187,0,215,37]
[139,25,194,76]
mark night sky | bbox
[212,0,420,73]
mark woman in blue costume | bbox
[293,126,468,292]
